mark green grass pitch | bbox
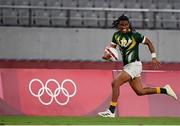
[0,116,180,125]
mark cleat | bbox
[164,84,178,100]
[98,109,115,118]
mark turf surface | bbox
[0,116,180,125]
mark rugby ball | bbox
[105,47,119,61]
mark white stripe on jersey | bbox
[142,36,146,44]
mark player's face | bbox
[118,20,130,34]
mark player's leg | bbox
[111,70,131,102]
[129,77,157,95]
[98,70,131,117]
[129,77,177,100]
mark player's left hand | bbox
[151,58,161,69]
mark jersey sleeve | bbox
[111,33,117,46]
[134,32,146,44]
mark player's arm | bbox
[143,37,161,69]
[102,43,117,60]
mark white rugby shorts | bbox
[123,61,142,79]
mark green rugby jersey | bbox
[111,31,145,65]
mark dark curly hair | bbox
[112,14,135,31]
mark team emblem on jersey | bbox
[118,37,132,47]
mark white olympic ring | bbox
[29,78,77,106]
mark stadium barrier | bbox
[0,68,180,116]
[0,60,180,70]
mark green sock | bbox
[160,88,167,94]
[109,105,116,113]
[109,102,117,113]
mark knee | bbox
[135,90,145,96]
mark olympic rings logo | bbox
[29,78,77,106]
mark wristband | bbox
[151,53,156,58]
